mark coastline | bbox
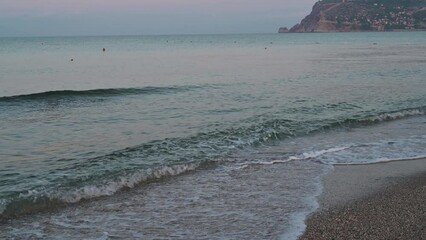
[279,29,426,33]
[300,158,426,239]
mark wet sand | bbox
[300,158,426,240]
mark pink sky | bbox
[1,0,316,15]
[0,0,317,36]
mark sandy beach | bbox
[301,158,426,240]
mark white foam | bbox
[289,147,349,160]
[18,189,41,198]
[280,211,309,240]
[334,154,426,166]
[279,167,328,240]
[238,147,350,168]
[59,163,199,203]
[0,199,7,215]
[256,159,293,165]
[369,109,425,122]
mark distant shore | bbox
[279,29,426,33]
[300,158,426,239]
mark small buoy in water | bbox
[70,58,74,61]
[265,47,268,50]
[102,48,106,52]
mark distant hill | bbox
[282,0,426,32]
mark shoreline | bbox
[300,158,426,239]
[279,29,426,34]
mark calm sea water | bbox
[1,32,426,239]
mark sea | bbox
[0,32,425,239]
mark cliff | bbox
[283,0,426,32]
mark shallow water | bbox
[0,32,426,239]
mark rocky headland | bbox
[280,0,426,33]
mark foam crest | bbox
[0,163,200,218]
[0,199,7,215]
[368,109,425,122]
[61,163,200,203]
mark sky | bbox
[0,0,317,37]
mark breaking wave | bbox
[0,163,202,220]
[1,106,425,219]
[315,107,426,132]
[367,109,426,122]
